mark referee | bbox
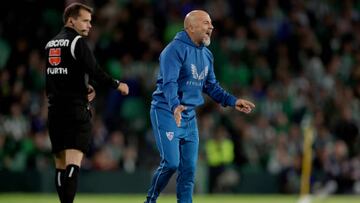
[45,3,129,203]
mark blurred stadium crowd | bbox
[0,0,360,194]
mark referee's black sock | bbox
[55,169,65,203]
[63,164,80,203]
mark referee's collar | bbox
[63,26,79,35]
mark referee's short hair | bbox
[63,2,93,24]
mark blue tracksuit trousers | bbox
[145,107,199,203]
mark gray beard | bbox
[203,38,211,46]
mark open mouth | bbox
[206,31,211,37]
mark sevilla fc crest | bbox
[49,48,61,66]
[166,131,174,141]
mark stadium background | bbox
[0,0,360,199]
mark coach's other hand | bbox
[235,99,255,114]
[174,105,186,127]
[118,82,129,95]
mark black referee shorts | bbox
[48,104,92,154]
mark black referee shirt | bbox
[45,27,119,106]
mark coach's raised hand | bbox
[118,82,129,95]
[235,99,255,114]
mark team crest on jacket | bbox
[166,131,174,141]
[191,64,208,80]
[49,48,61,66]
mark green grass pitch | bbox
[0,193,359,203]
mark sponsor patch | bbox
[49,48,61,66]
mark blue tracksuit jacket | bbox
[151,31,237,114]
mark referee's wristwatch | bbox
[115,79,120,87]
